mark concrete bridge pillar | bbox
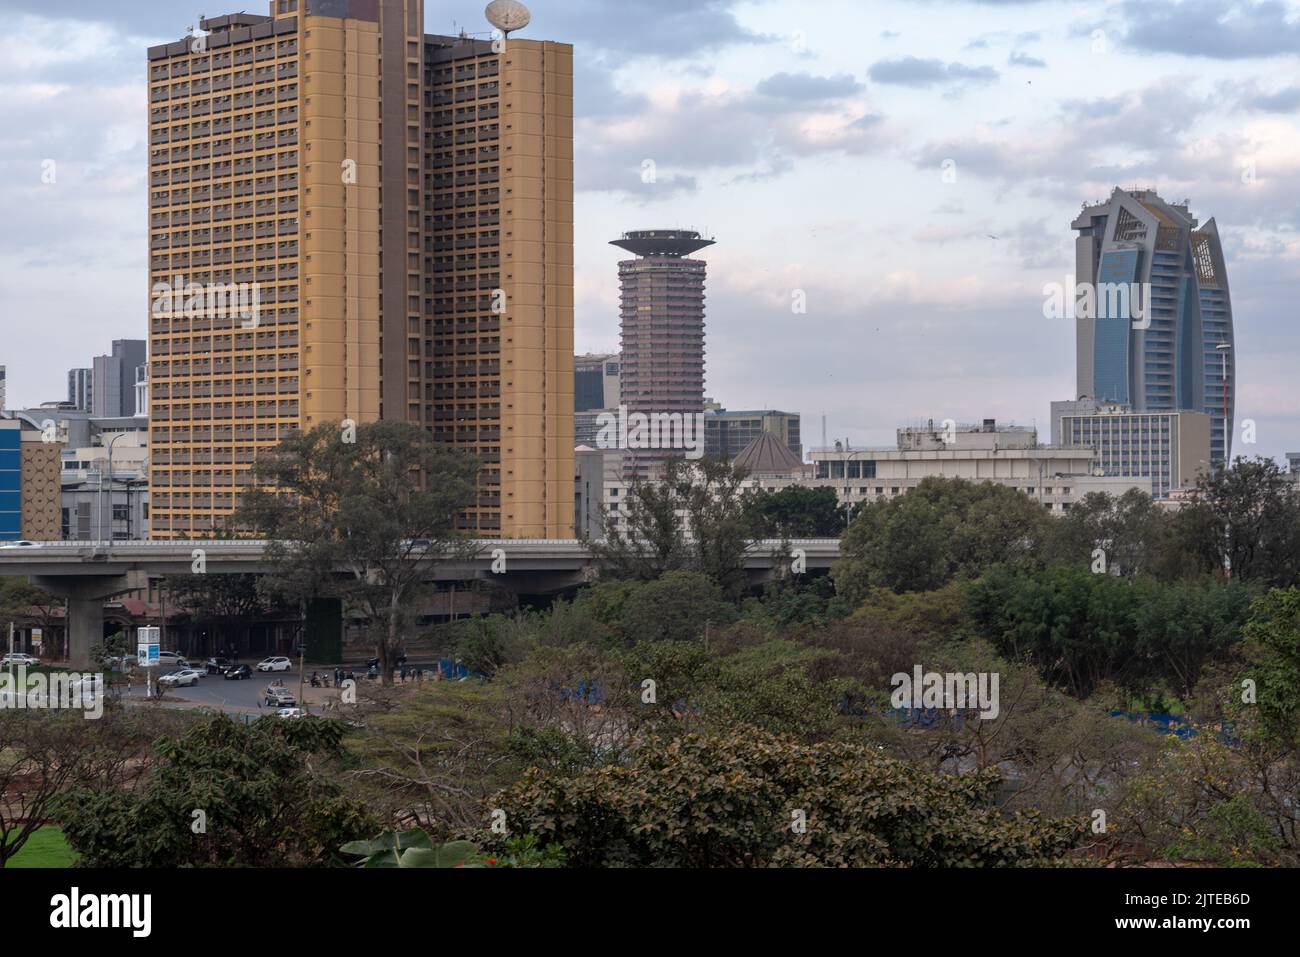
[29,573,143,670]
[65,596,106,671]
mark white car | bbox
[159,669,203,688]
[257,657,292,673]
[157,651,189,666]
[0,541,42,549]
[276,707,305,719]
[1,653,41,668]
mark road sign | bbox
[137,626,161,667]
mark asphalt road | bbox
[117,665,313,713]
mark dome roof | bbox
[732,431,804,474]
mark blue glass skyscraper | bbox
[1072,189,1235,468]
[0,421,22,540]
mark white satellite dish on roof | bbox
[485,0,531,36]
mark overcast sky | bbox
[0,0,1296,460]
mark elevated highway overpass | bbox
[0,539,841,667]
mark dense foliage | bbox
[18,456,1300,869]
[492,729,1086,867]
[55,715,374,868]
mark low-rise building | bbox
[1051,398,1210,498]
[704,409,802,462]
[575,445,622,539]
[586,419,1155,539]
[6,409,149,541]
[807,420,1148,515]
[0,416,63,541]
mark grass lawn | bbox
[6,826,78,868]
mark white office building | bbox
[1051,399,1211,498]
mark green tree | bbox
[349,645,631,837]
[751,485,843,538]
[617,570,737,644]
[1195,458,1300,588]
[235,421,478,685]
[491,727,1085,867]
[745,573,850,629]
[834,477,1049,600]
[1240,587,1300,744]
[590,457,760,601]
[966,565,1248,700]
[693,640,849,739]
[347,680,520,838]
[1045,489,1179,578]
[55,715,372,868]
[437,612,535,677]
[0,579,64,660]
[1120,729,1299,867]
[0,708,165,868]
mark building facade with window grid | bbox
[146,1,573,538]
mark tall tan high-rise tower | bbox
[147,0,573,539]
[612,229,713,480]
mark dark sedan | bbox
[223,664,252,680]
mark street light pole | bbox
[109,433,124,544]
[840,446,872,527]
[101,432,126,548]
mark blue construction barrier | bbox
[1108,711,1237,744]
[558,679,603,705]
[435,658,482,680]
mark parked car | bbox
[205,657,233,675]
[223,664,252,681]
[104,654,138,670]
[159,669,204,688]
[276,707,305,719]
[257,657,292,673]
[1,653,41,668]
[366,654,407,669]
[264,686,297,707]
[157,651,189,665]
